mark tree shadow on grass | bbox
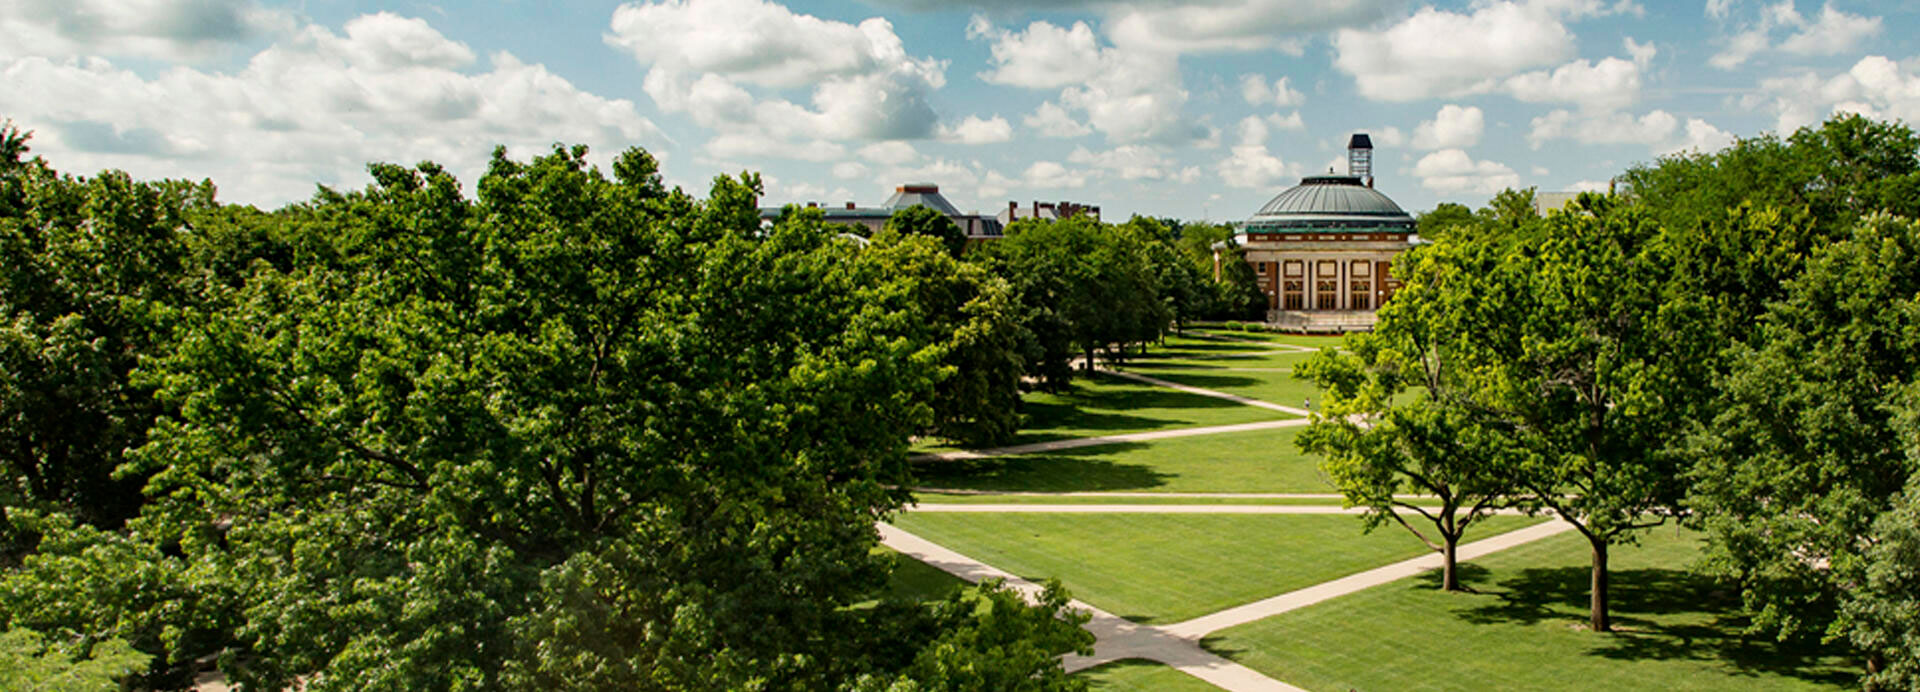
[1116,371,1270,392]
[909,445,1172,492]
[1018,380,1260,435]
[1456,566,1858,687]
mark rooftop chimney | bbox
[846,202,856,210]
[1347,133,1374,188]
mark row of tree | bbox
[0,127,1158,689]
[1300,114,1920,688]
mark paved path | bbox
[882,517,1576,690]
[911,490,1352,499]
[879,523,1306,692]
[908,504,1536,515]
[914,417,1307,462]
[1102,369,1311,417]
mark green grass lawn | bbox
[889,512,1544,624]
[1078,659,1217,691]
[1187,327,1351,351]
[1122,357,1323,409]
[915,373,1292,454]
[911,426,1334,494]
[908,493,1354,505]
[1202,528,1860,691]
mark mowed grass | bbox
[1121,365,1328,413]
[915,373,1291,454]
[889,512,1545,624]
[911,426,1334,494]
[1203,528,1860,691]
[909,494,1352,505]
[1079,659,1217,691]
[1188,327,1350,351]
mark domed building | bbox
[1236,134,1415,329]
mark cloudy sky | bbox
[2,0,1916,220]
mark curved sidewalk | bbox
[913,417,1307,462]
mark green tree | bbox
[0,124,210,540]
[1297,239,1523,592]
[1414,202,1474,239]
[885,204,967,257]
[0,627,149,692]
[1846,481,1920,690]
[0,144,1089,689]
[1689,214,1920,645]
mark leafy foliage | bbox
[0,626,149,692]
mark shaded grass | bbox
[911,426,1333,494]
[909,493,1357,506]
[1203,528,1860,691]
[1187,328,1351,351]
[1123,359,1324,411]
[911,373,1292,454]
[1078,659,1217,691]
[889,512,1544,624]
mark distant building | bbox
[1234,133,1417,331]
[998,200,1101,226]
[759,183,1003,240]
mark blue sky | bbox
[2,1,1916,221]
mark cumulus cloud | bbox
[1502,56,1643,110]
[1413,105,1485,150]
[968,17,1102,88]
[1021,160,1088,189]
[1103,0,1398,53]
[1526,108,1734,155]
[1711,1,1880,69]
[939,114,1013,144]
[1067,145,1197,181]
[1024,101,1092,138]
[970,17,1205,145]
[1748,55,1920,134]
[856,141,920,166]
[608,0,947,144]
[1333,2,1574,101]
[1240,73,1304,107]
[0,0,293,62]
[1413,149,1521,194]
[0,12,664,207]
[1217,114,1299,189]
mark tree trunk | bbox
[1590,539,1611,632]
[1084,346,1095,374]
[1441,533,1461,591]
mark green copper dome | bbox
[1244,175,1415,233]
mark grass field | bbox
[1079,659,1217,691]
[907,493,1361,505]
[1202,528,1860,691]
[1187,327,1350,351]
[914,373,1292,454]
[1122,359,1324,410]
[911,426,1334,494]
[889,512,1544,624]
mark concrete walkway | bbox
[1102,369,1311,417]
[914,417,1308,462]
[881,517,1576,690]
[908,504,1536,515]
[879,523,1306,692]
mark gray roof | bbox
[1242,175,1415,233]
[882,188,961,216]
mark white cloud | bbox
[1623,37,1657,67]
[0,14,664,207]
[971,17,1203,145]
[1711,1,1881,69]
[1413,149,1521,194]
[1502,56,1643,110]
[1021,160,1087,189]
[1333,2,1574,101]
[1707,0,1733,20]
[1749,55,1920,134]
[939,114,1013,144]
[1413,105,1485,150]
[968,17,1102,88]
[1779,3,1881,56]
[609,0,947,144]
[0,0,293,62]
[1023,101,1091,138]
[1217,114,1299,189]
[1526,108,1735,155]
[856,141,920,165]
[1067,144,1190,180]
[1267,111,1306,131]
[707,133,843,161]
[1569,179,1612,192]
[1103,0,1397,53]
[1240,73,1304,107]
[832,161,869,179]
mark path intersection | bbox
[885,331,1567,691]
